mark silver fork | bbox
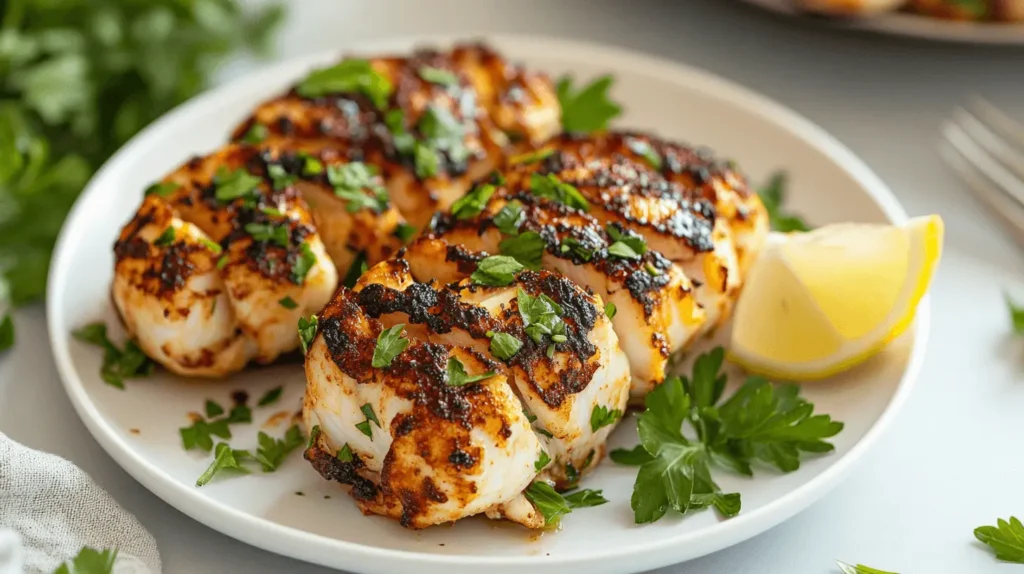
[940,97,1024,247]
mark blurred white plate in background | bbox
[46,34,928,574]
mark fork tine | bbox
[965,96,1024,153]
[952,105,1024,186]
[940,126,1024,247]
[942,118,1024,209]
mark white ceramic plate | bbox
[47,35,928,574]
[742,0,1024,44]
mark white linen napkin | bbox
[0,434,161,573]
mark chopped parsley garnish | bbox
[302,154,324,176]
[499,231,545,270]
[835,562,898,574]
[446,356,496,387]
[413,141,439,178]
[590,405,622,432]
[606,224,647,259]
[604,302,616,320]
[153,226,176,247]
[450,183,496,220]
[975,516,1024,563]
[144,181,179,198]
[72,322,154,389]
[328,162,388,212]
[257,386,283,406]
[535,450,551,472]
[199,238,222,254]
[244,222,289,247]
[371,324,410,368]
[53,546,117,574]
[278,296,298,310]
[418,105,468,163]
[517,288,567,345]
[418,66,459,86]
[509,148,554,166]
[610,347,843,524]
[213,166,263,203]
[260,205,284,217]
[644,262,661,276]
[254,425,305,471]
[489,332,522,361]
[493,201,524,235]
[342,253,368,289]
[291,241,317,284]
[1006,294,1024,335]
[223,404,252,424]
[355,403,379,439]
[556,74,622,134]
[524,481,608,527]
[626,137,662,170]
[307,424,321,449]
[296,59,392,109]
[385,109,415,155]
[267,163,297,190]
[205,400,224,418]
[196,443,251,486]
[337,443,354,462]
[759,171,811,232]
[216,254,229,270]
[239,122,269,144]
[0,315,13,352]
[559,237,593,262]
[297,315,318,354]
[529,173,589,211]
[470,255,523,287]
[180,417,231,452]
[393,223,417,243]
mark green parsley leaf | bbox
[489,332,522,361]
[342,253,368,289]
[257,386,283,407]
[529,173,589,211]
[179,418,231,452]
[508,148,554,166]
[759,171,811,232]
[835,562,899,574]
[254,425,305,471]
[307,424,321,449]
[297,315,318,354]
[974,516,1024,563]
[205,400,224,418]
[524,481,572,527]
[626,137,662,170]
[517,288,567,345]
[559,237,594,261]
[499,231,546,270]
[196,442,251,486]
[302,154,324,176]
[52,546,118,574]
[609,444,654,466]
[565,462,580,487]
[239,122,269,144]
[384,109,415,155]
[590,405,622,432]
[355,420,373,438]
[267,163,297,191]
[556,75,622,134]
[418,66,459,86]
[446,356,495,387]
[214,166,263,204]
[563,489,608,509]
[413,140,439,179]
[493,201,525,236]
[606,240,641,259]
[153,226,175,247]
[0,314,14,352]
[604,302,616,320]
[144,182,179,198]
[1006,294,1024,335]
[355,403,379,439]
[223,404,252,424]
[244,222,289,248]
[328,162,388,212]
[291,241,317,285]
[216,254,229,270]
[278,296,298,309]
[644,262,661,276]
[394,223,417,243]
[72,322,155,389]
[337,443,354,462]
[451,183,496,220]
[372,324,410,368]
[606,224,648,257]
[470,255,524,286]
[260,205,284,217]
[199,238,222,254]
[535,450,551,472]
[296,59,392,109]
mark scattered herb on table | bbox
[71,322,154,389]
[974,516,1024,563]
[53,546,117,574]
[610,346,843,524]
[758,171,811,232]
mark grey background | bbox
[3,0,1024,572]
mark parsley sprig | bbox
[195,425,305,486]
[71,322,154,389]
[612,347,843,524]
[759,171,811,232]
[556,75,622,134]
[975,516,1024,563]
[524,481,608,527]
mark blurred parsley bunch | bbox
[0,0,284,349]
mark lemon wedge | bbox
[728,215,943,381]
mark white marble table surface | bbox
[3,1,1024,572]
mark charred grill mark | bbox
[304,444,378,501]
[447,447,475,468]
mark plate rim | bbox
[46,33,930,573]
[740,0,1024,45]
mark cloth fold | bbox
[0,434,160,574]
